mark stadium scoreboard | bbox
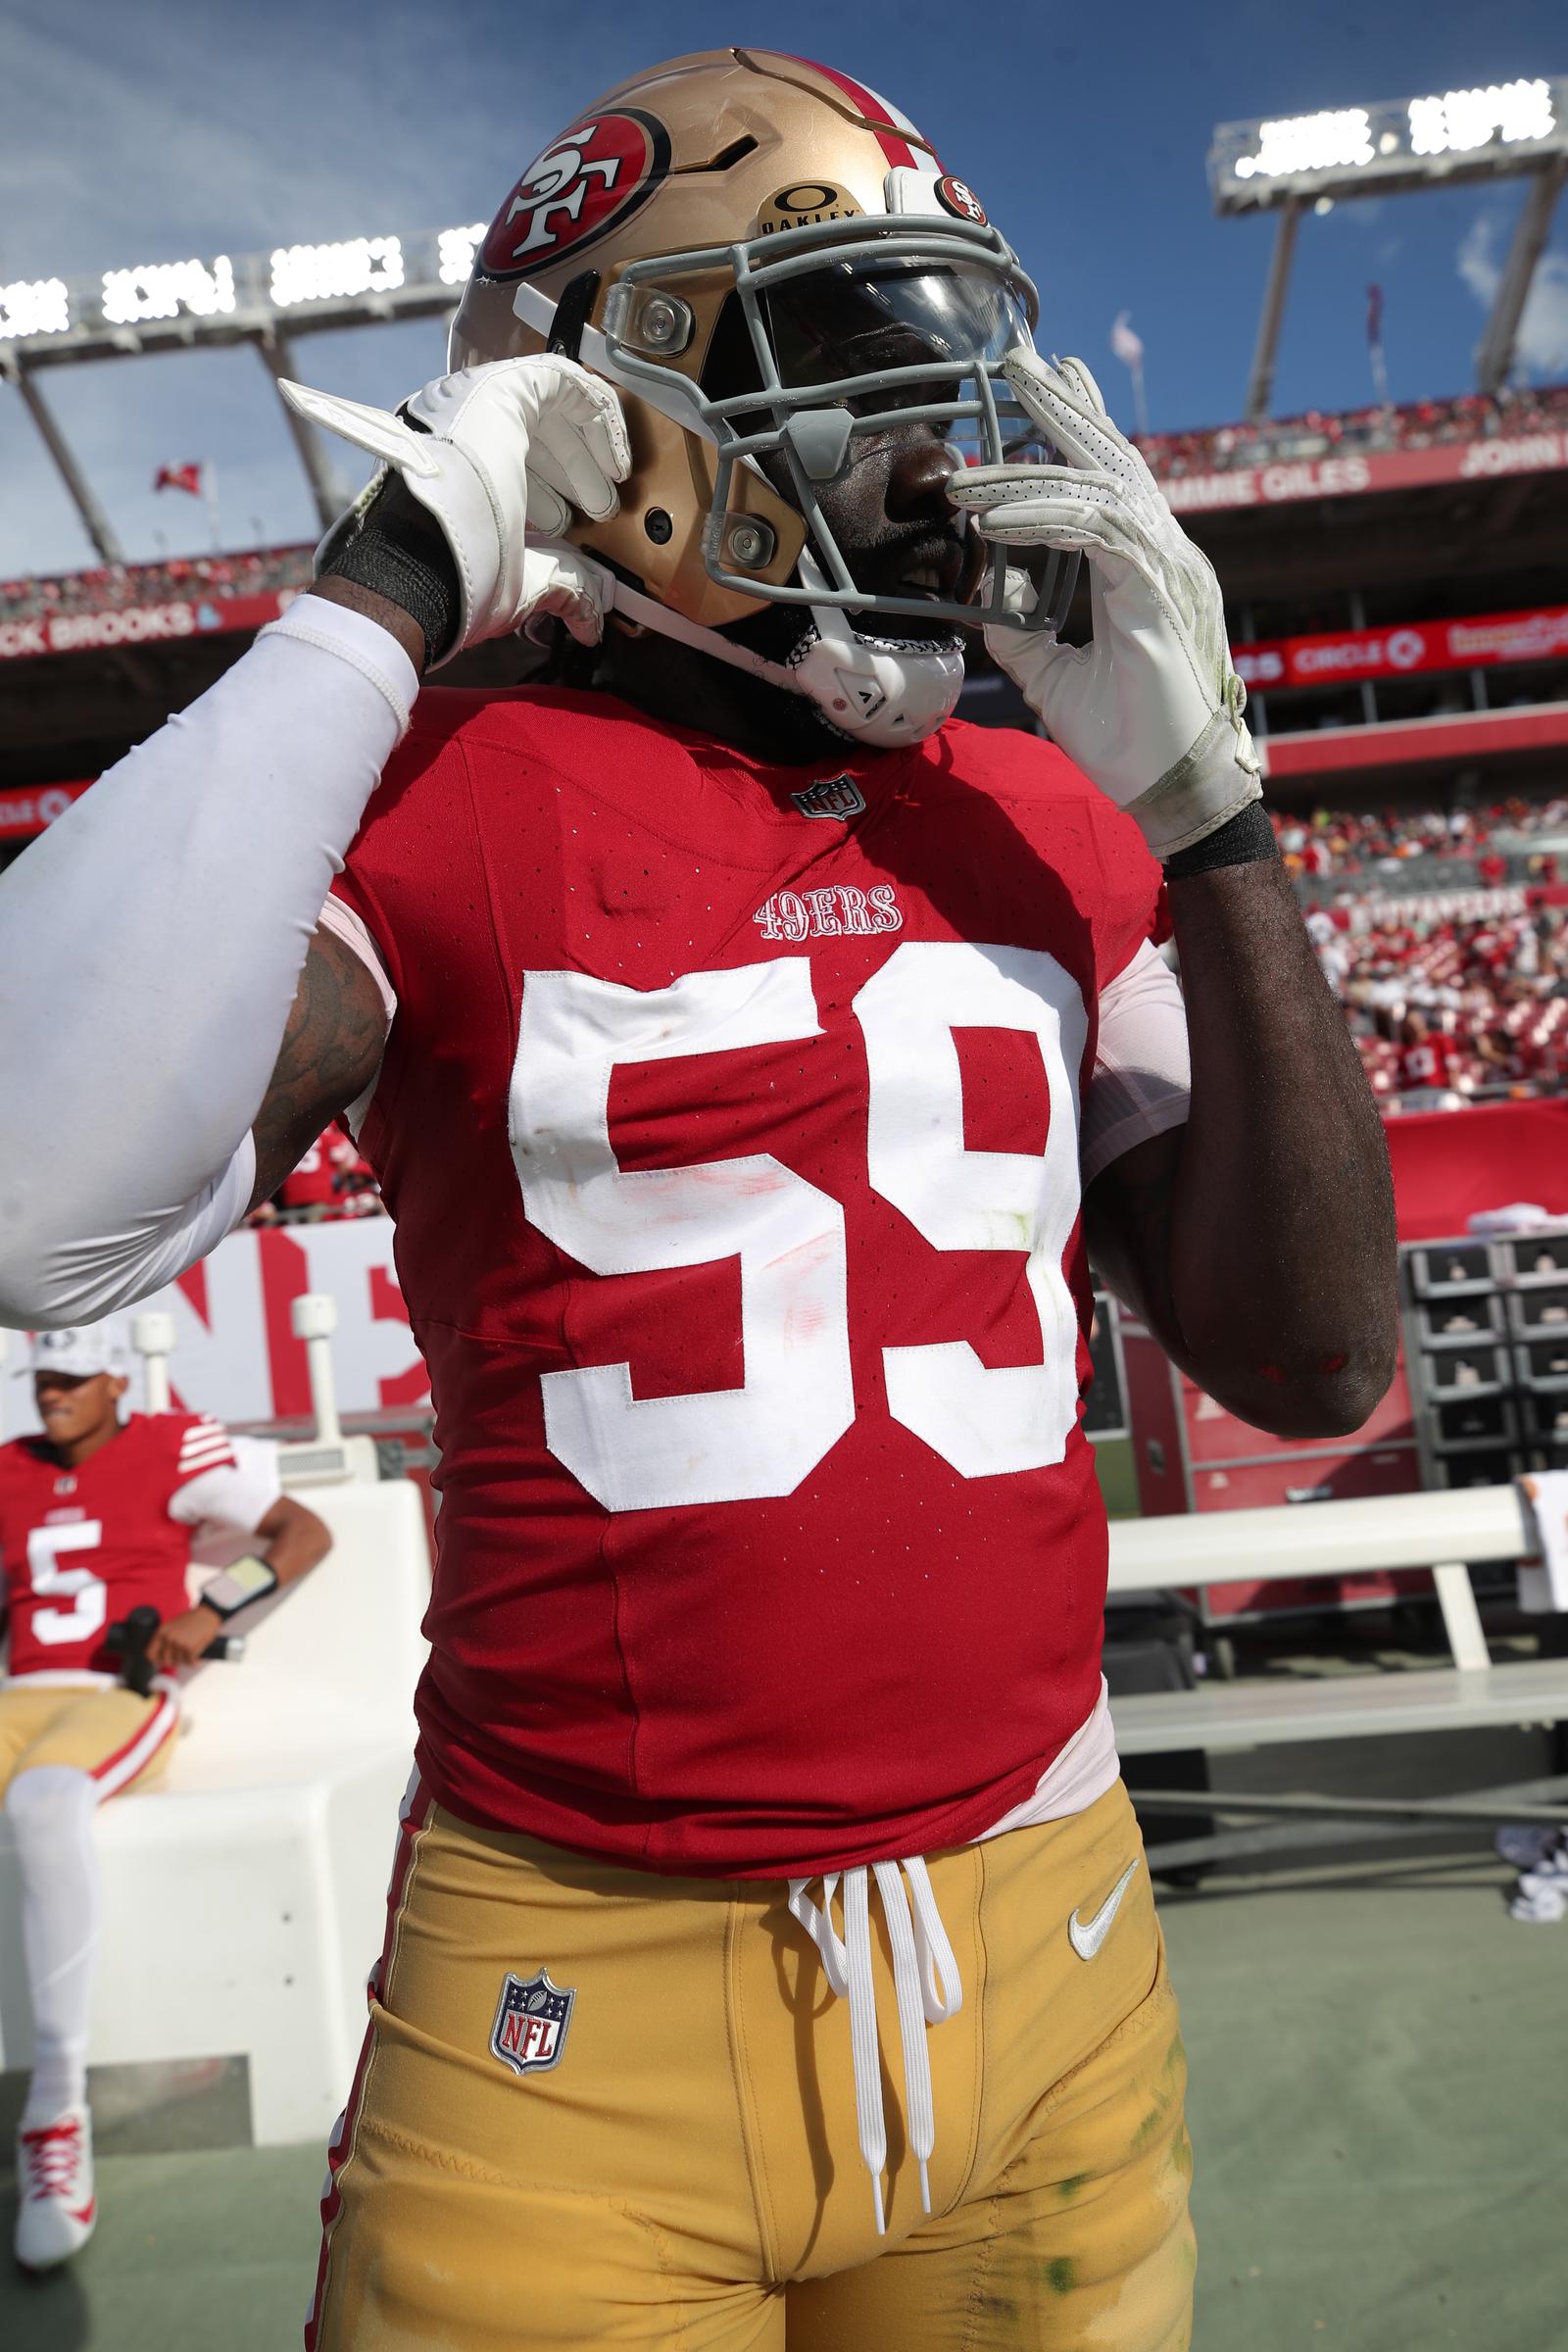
[1211,77,1568,213]
[0,225,486,363]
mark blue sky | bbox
[1,0,1564,574]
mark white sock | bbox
[7,1766,100,2126]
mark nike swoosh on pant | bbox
[1067,1858,1141,1960]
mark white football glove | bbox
[278,357,630,664]
[949,351,1261,858]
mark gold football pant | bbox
[0,1682,177,1797]
[307,1777,1194,2349]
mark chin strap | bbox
[590,567,964,750]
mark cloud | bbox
[1458,211,1568,376]
[0,0,567,571]
[0,0,567,278]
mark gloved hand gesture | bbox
[949,351,1261,858]
[280,357,630,665]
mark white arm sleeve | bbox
[0,596,417,1328]
[1080,940,1192,1187]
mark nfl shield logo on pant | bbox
[490,1969,576,2077]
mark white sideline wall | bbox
[0,1473,430,2146]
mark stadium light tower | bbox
[0,226,484,563]
[1210,76,1568,418]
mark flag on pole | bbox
[1109,312,1145,369]
[1108,313,1149,437]
[1365,283,1390,406]
[153,462,205,497]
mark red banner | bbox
[1237,601,1568,692]
[0,781,90,839]
[1158,426,1568,514]
[0,588,298,663]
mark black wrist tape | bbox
[325,495,459,671]
[1162,801,1279,881]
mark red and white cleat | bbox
[15,2105,96,2270]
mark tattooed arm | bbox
[1084,858,1399,1439]
[247,925,390,1210]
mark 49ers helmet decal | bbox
[479,111,673,279]
[452,50,1075,735]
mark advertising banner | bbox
[0,781,89,839]
[0,1220,428,1440]
[1235,602,1568,691]
[1159,427,1568,515]
[0,587,299,663]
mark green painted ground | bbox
[4,1769,1565,2346]
[1170,1850,1565,2351]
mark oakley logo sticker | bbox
[758,182,863,237]
[1068,1859,1140,1961]
[481,111,671,277]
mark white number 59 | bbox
[510,942,1086,1512]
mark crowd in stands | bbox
[1139,382,1568,483]
[1287,796,1568,1111]
[1314,905,1568,1110]
[0,545,313,622]
[1274,798,1568,886]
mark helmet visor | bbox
[762,256,1035,393]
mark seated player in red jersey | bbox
[0,51,1398,2349]
[268,1127,382,1222]
[1396,1009,1460,1104]
[0,1325,331,2272]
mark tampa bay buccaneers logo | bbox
[480,109,671,277]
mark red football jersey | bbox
[1397,1036,1454,1091]
[332,687,1167,1876]
[0,1412,241,1681]
[279,1133,341,1211]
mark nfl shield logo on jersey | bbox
[490,1969,576,2077]
[791,774,866,821]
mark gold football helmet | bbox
[451,49,1071,740]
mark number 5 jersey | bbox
[327,685,1191,1876]
[0,1415,280,1684]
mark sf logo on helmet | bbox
[934,174,988,226]
[481,109,671,276]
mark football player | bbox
[0,1324,331,2271]
[0,51,1398,2347]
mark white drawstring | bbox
[787,1858,963,2233]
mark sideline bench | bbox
[1106,1484,1568,1755]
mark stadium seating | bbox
[1282,797,1568,1111]
[0,545,313,623]
[1139,381,1568,482]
